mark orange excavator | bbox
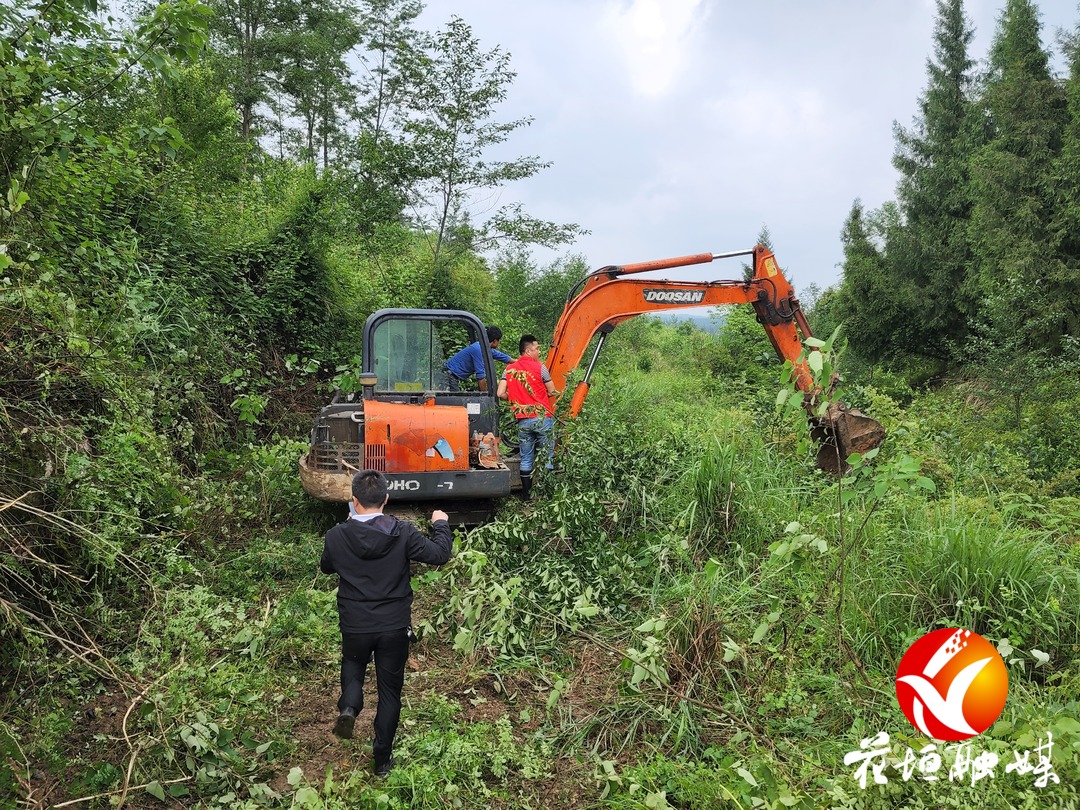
[299,245,884,515]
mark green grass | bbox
[5,320,1080,809]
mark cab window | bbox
[370,317,479,392]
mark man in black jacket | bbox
[320,470,453,777]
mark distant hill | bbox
[653,307,726,334]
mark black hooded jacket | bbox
[320,513,452,634]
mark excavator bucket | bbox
[811,402,886,476]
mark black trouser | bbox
[339,628,409,765]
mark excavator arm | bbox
[545,245,885,471]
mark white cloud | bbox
[707,83,834,143]
[601,0,709,99]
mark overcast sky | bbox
[418,0,1077,299]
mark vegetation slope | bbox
[2,0,1080,808]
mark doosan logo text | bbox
[643,289,706,304]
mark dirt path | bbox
[270,637,613,808]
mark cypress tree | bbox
[891,0,984,361]
[1048,23,1080,340]
[968,0,1068,351]
[835,200,917,363]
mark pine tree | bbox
[1047,23,1080,340]
[891,0,984,360]
[968,0,1067,351]
[835,201,917,363]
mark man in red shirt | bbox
[497,334,558,499]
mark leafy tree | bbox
[890,0,984,360]
[277,0,362,167]
[493,249,588,343]
[128,62,247,183]
[0,0,209,282]
[0,0,208,176]
[206,0,284,141]
[403,15,583,301]
[968,0,1067,351]
[338,0,425,230]
[355,0,423,151]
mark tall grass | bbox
[846,494,1080,672]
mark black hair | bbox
[519,334,538,355]
[486,325,503,343]
[352,469,388,507]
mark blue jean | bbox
[517,416,551,474]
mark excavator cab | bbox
[299,309,513,506]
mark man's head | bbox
[519,334,540,358]
[352,469,389,509]
[486,325,503,348]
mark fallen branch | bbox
[50,777,192,808]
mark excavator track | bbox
[385,499,501,528]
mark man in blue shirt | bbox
[443,325,513,391]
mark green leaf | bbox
[287,766,304,787]
[769,541,791,557]
[295,786,320,805]
[916,476,936,492]
[752,620,771,644]
[807,351,823,374]
[803,337,826,348]
[737,767,758,787]
[1053,717,1080,734]
[167,783,189,798]
[145,781,166,801]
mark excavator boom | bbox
[546,245,884,471]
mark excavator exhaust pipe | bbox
[810,402,886,476]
